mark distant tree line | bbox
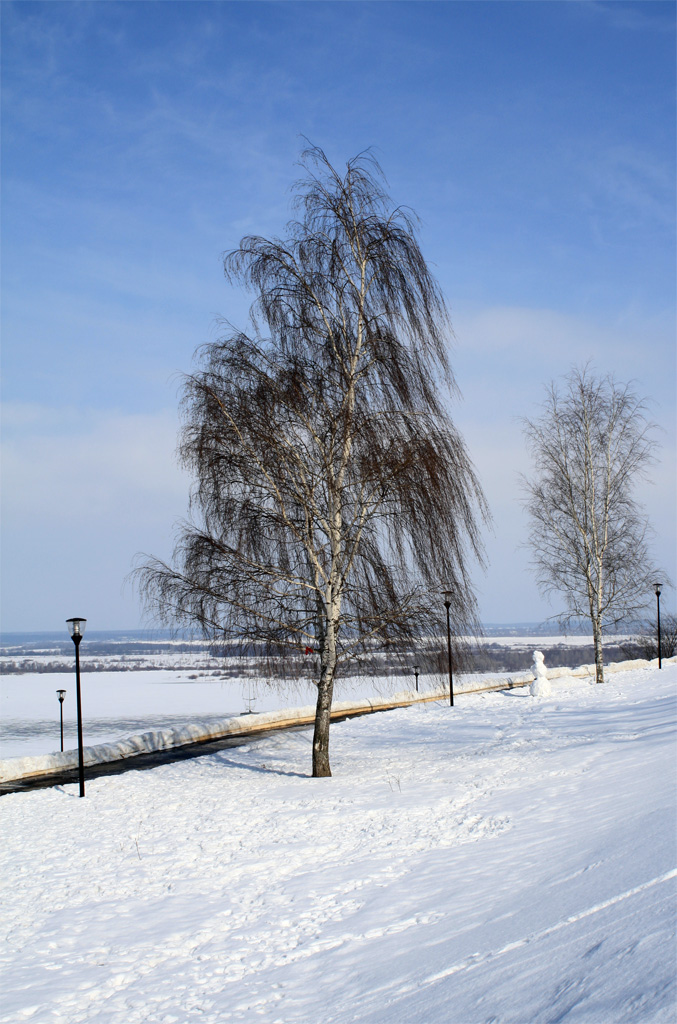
[621,615,677,662]
[2,635,661,677]
[1,660,161,675]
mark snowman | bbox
[530,650,551,697]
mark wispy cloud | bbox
[583,1,676,34]
[454,305,675,381]
[1,404,190,630]
[579,144,675,231]
[2,404,188,525]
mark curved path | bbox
[0,704,402,796]
[0,727,272,795]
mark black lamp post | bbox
[56,689,66,752]
[413,664,420,693]
[442,591,454,707]
[66,617,87,797]
[653,583,662,669]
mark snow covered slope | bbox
[0,664,675,1023]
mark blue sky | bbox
[2,0,675,632]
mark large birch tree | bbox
[137,146,488,775]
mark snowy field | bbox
[0,664,675,1023]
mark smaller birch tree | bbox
[522,366,659,684]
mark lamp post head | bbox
[442,590,452,608]
[66,618,87,640]
[56,689,66,701]
[414,664,419,674]
[653,582,663,597]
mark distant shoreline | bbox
[0,622,602,646]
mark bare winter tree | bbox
[136,146,488,775]
[522,366,660,684]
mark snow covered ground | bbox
[1,663,675,1023]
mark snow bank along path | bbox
[0,663,674,1024]
[0,654,669,784]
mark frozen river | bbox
[1,626,626,761]
[0,668,429,760]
